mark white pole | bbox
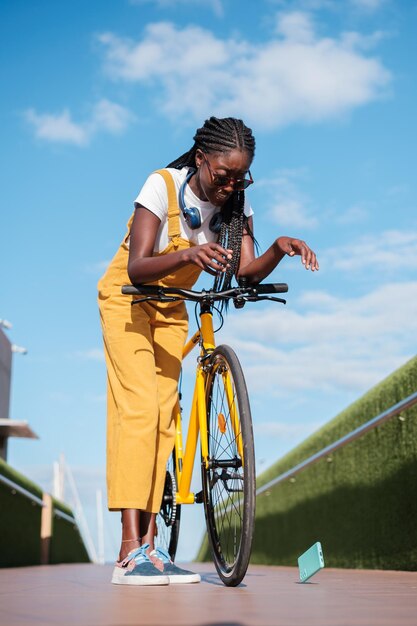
[59,452,65,501]
[53,455,65,500]
[53,461,61,499]
[63,459,98,564]
[96,489,105,565]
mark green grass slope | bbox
[197,355,417,570]
[0,459,90,567]
[252,355,417,570]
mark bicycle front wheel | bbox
[201,344,256,586]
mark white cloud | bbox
[216,281,417,395]
[260,169,318,229]
[98,25,232,82]
[97,11,391,129]
[336,203,369,224]
[341,30,387,52]
[25,109,88,146]
[270,198,318,229]
[91,99,133,134]
[323,229,417,272]
[25,99,134,146]
[275,10,316,42]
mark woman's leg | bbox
[140,512,157,550]
[119,510,157,561]
[119,509,140,561]
[144,308,188,513]
[99,299,162,566]
[100,300,160,511]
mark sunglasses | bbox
[202,152,254,191]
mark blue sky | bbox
[1,0,417,563]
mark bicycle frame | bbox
[173,305,228,506]
[121,281,288,509]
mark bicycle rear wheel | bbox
[201,344,256,586]
[155,450,181,560]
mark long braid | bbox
[212,191,245,292]
[167,117,256,294]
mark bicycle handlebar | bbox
[121,282,288,305]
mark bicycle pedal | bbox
[194,491,204,503]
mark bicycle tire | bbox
[201,344,256,586]
[155,450,181,560]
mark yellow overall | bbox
[98,170,202,512]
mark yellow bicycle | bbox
[122,281,288,586]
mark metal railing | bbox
[53,508,77,524]
[0,473,45,507]
[256,390,417,497]
[0,472,76,523]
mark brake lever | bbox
[263,296,286,304]
[243,295,287,304]
[131,297,153,304]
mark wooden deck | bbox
[1,562,416,625]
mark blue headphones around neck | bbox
[178,169,222,234]
[179,169,202,229]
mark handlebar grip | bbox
[121,285,155,295]
[254,283,288,294]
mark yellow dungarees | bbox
[98,170,202,512]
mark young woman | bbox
[98,116,318,586]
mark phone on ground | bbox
[298,541,325,583]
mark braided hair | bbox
[166,116,256,292]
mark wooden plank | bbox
[0,563,416,625]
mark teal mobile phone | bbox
[298,542,325,583]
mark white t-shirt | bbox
[134,167,254,253]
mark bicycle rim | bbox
[202,344,256,586]
[155,450,181,560]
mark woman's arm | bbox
[127,206,233,284]
[237,217,319,283]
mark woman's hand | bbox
[181,243,233,276]
[277,237,319,271]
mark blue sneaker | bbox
[149,547,201,584]
[111,544,169,586]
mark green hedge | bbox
[251,355,417,570]
[0,459,90,567]
[197,355,417,570]
[0,459,44,567]
[49,497,90,564]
